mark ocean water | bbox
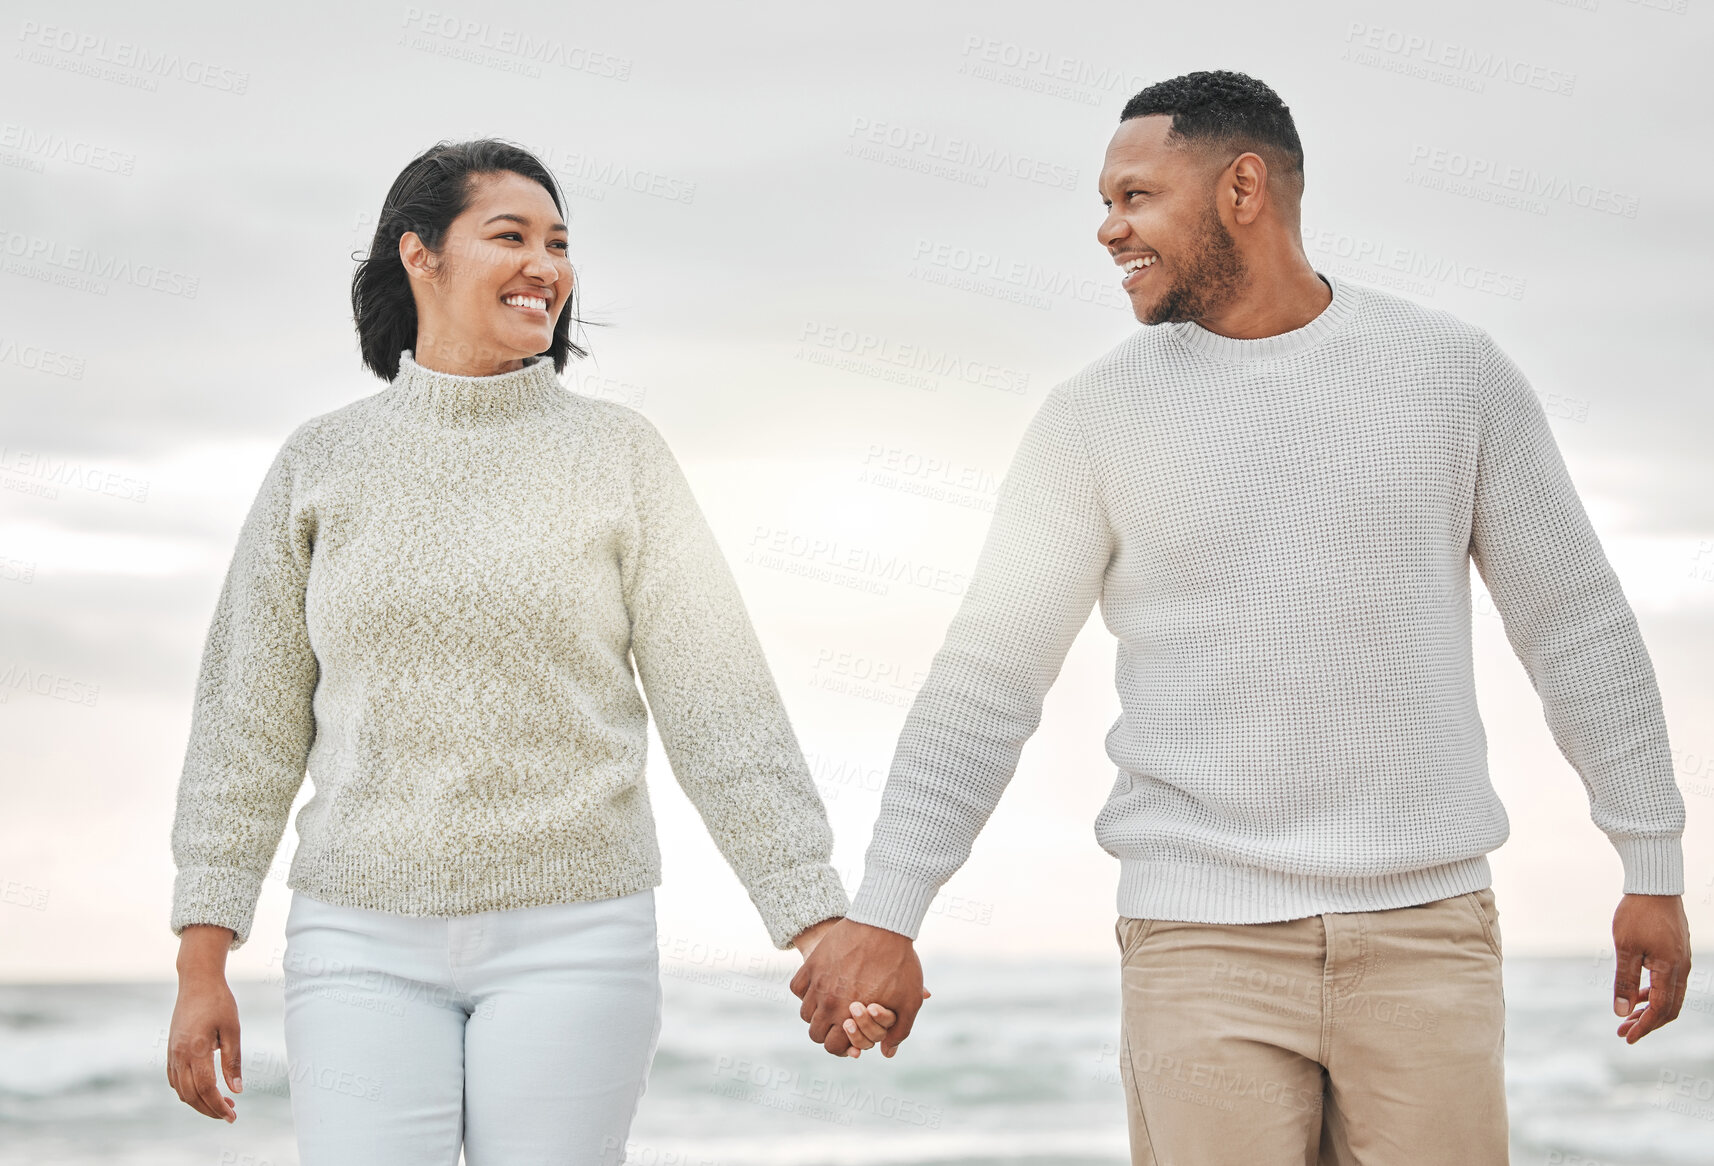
[1,956,1710,1165]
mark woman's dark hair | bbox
[351,138,589,381]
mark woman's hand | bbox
[789,916,842,961]
[167,925,243,1122]
[841,990,932,1057]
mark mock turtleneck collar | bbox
[382,348,566,425]
[1166,270,1360,363]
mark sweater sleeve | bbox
[847,383,1114,939]
[170,425,320,950]
[1469,330,1684,894]
[619,413,849,949]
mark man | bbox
[792,69,1690,1163]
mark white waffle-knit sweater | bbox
[170,350,849,951]
[848,270,1685,936]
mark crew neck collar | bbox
[1167,270,1360,363]
[383,348,565,425]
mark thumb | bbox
[1613,947,1643,1018]
[220,1021,243,1094]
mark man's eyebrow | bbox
[481,212,569,232]
[1096,166,1154,197]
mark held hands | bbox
[1611,893,1693,1044]
[791,917,928,1059]
[789,916,930,1059]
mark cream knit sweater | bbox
[849,270,1685,937]
[170,350,849,950]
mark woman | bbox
[163,139,895,1164]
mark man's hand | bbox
[790,918,925,1058]
[1612,893,1691,1044]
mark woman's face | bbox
[401,170,574,374]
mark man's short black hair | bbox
[1120,70,1305,197]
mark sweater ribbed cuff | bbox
[845,864,942,941]
[748,862,852,951]
[1611,835,1684,896]
[171,865,266,951]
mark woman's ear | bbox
[398,231,433,283]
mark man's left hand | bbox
[1612,893,1691,1044]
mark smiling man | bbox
[792,70,1690,1163]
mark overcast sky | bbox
[2,0,1710,980]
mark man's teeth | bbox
[503,294,548,310]
[1122,255,1158,273]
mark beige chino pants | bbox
[1113,888,1508,1165]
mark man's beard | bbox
[1139,198,1248,326]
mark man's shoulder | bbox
[1343,280,1490,353]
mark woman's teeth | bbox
[503,294,548,311]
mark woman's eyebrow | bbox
[481,212,569,232]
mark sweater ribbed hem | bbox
[285,849,664,927]
[1116,855,1493,924]
[845,863,942,940]
[1166,269,1360,363]
[171,865,268,950]
[745,862,852,950]
[1611,835,1684,895]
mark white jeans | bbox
[281,887,662,1165]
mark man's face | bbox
[1096,115,1248,326]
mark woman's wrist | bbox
[790,916,843,957]
[176,924,235,980]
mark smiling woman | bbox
[350,141,590,380]
[162,139,862,1165]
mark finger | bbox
[842,1016,877,1049]
[168,1048,215,1120]
[1613,948,1643,1017]
[173,1055,220,1121]
[1627,962,1686,1043]
[819,1007,856,1058]
[220,1022,243,1095]
[847,1003,888,1043]
[189,1051,234,1122]
[789,961,810,1001]
[867,1003,897,1029]
[885,995,921,1054]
